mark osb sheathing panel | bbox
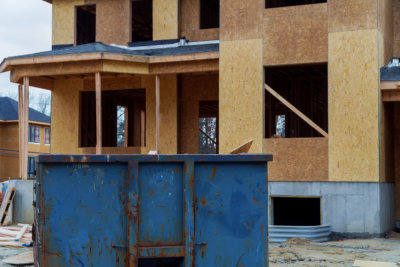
[51,77,82,154]
[180,74,219,154]
[328,29,379,182]
[85,0,131,45]
[142,75,178,154]
[83,76,142,91]
[219,39,263,153]
[263,5,327,66]
[377,0,393,65]
[328,0,377,33]
[179,0,219,41]
[263,138,328,181]
[102,61,149,75]
[394,104,400,220]
[0,156,18,181]
[393,1,400,57]
[153,0,178,40]
[220,0,263,41]
[52,0,84,45]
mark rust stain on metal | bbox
[149,189,154,196]
[200,196,207,206]
[212,166,217,180]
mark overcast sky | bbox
[0,0,52,108]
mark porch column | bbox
[19,77,29,179]
[95,72,102,155]
[155,74,160,154]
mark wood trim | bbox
[156,75,160,154]
[382,89,400,102]
[265,84,328,137]
[380,81,400,90]
[18,85,23,178]
[141,110,146,147]
[95,72,102,155]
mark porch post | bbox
[18,85,23,178]
[155,74,160,154]
[95,72,102,155]
[22,77,29,179]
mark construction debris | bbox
[0,224,32,247]
[352,260,399,267]
[0,187,16,226]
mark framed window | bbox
[28,156,36,178]
[44,127,51,145]
[28,125,41,143]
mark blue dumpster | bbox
[34,154,272,266]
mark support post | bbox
[95,72,102,155]
[18,85,23,178]
[155,75,160,154]
[22,77,29,179]
[140,110,146,147]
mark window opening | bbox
[272,197,321,226]
[200,0,220,29]
[28,125,40,143]
[76,5,96,45]
[28,156,36,178]
[265,63,328,138]
[199,101,218,154]
[80,89,146,148]
[266,0,326,9]
[44,127,51,145]
[132,0,153,42]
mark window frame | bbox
[44,127,51,145]
[28,125,41,144]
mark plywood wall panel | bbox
[153,0,178,40]
[220,0,263,41]
[179,0,219,41]
[142,75,178,154]
[179,74,219,154]
[85,0,131,45]
[263,138,328,182]
[83,76,142,91]
[393,1,400,58]
[219,39,263,153]
[51,78,82,154]
[328,0,377,33]
[52,0,84,45]
[378,0,393,65]
[263,6,327,66]
[328,29,379,182]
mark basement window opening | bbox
[132,0,153,42]
[265,63,328,138]
[138,257,184,267]
[200,0,220,29]
[199,101,218,154]
[272,197,321,226]
[80,89,146,148]
[265,0,326,8]
[76,5,96,45]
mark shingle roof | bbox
[7,41,219,60]
[381,58,400,81]
[0,97,50,124]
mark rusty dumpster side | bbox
[34,154,272,266]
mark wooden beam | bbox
[18,85,23,178]
[380,81,400,90]
[265,84,328,137]
[149,60,219,75]
[95,72,102,155]
[141,110,146,147]
[124,109,128,148]
[22,77,29,179]
[156,75,160,154]
[382,90,400,102]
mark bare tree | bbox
[36,93,51,116]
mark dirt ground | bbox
[269,232,400,266]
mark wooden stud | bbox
[141,110,146,147]
[23,77,29,179]
[124,108,128,148]
[95,72,102,155]
[18,85,23,179]
[156,75,160,154]
[265,84,328,137]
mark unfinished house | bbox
[0,97,50,180]
[0,0,398,238]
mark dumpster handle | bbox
[111,243,127,249]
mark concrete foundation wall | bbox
[269,181,395,236]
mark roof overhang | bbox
[0,51,219,90]
[0,120,50,126]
